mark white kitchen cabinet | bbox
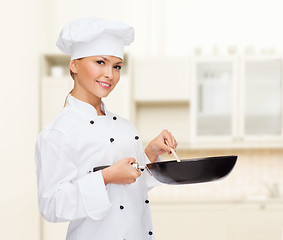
[133,57,190,101]
[240,57,283,140]
[150,201,283,240]
[131,56,191,148]
[189,56,283,148]
[235,202,283,240]
[151,203,232,240]
[192,58,237,139]
[134,101,191,147]
[132,56,283,149]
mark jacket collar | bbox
[65,93,108,117]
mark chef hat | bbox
[56,17,134,60]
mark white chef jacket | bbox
[35,93,161,240]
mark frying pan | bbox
[93,155,237,185]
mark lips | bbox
[96,80,111,88]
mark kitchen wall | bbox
[0,0,44,239]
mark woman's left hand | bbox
[145,129,178,163]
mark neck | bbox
[71,86,105,116]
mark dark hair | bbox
[63,89,73,107]
[70,69,75,80]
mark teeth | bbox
[98,81,110,87]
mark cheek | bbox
[113,73,120,85]
[81,63,99,79]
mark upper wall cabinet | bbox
[132,56,283,149]
[190,56,283,148]
[133,57,190,102]
[194,59,237,137]
[240,57,282,138]
[190,57,238,146]
[131,57,191,147]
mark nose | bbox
[104,66,113,80]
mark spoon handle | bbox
[165,139,181,162]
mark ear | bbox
[69,60,78,73]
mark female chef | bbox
[35,17,177,240]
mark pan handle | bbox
[131,163,146,171]
[92,163,146,172]
[92,165,109,172]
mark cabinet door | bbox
[135,102,190,146]
[242,58,282,137]
[151,203,232,240]
[133,57,190,101]
[235,203,283,240]
[194,59,237,137]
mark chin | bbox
[101,93,110,98]
[91,87,115,98]
[97,91,112,98]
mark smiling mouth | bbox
[96,81,111,88]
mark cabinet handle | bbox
[260,204,266,210]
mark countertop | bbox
[149,196,283,204]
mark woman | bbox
[35,17,178,240]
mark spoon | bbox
[165,139,181,162]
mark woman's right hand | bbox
[101,158,141,185]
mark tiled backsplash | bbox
[149,148,283,201]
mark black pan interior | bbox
[146,155,237,185]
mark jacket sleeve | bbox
[35,129,111,223]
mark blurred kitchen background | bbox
[2,0,283,239]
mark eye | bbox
[114,65,122,70]
[96,60,105,65]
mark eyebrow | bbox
[101,56,123,64]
